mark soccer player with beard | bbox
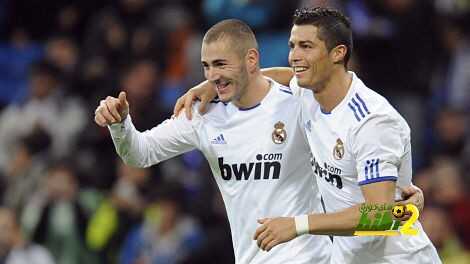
[94,19,332,264]
[173,7,438,264]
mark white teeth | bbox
[294,67,308,73]
[216,80,230,87]
[217,81,230,89]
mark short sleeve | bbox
[351,115,408,186]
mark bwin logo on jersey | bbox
[218,153,283,181]
[312,157,343,189]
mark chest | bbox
[200,108,308,184]
[303,109,358,190]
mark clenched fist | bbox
[94,91,129,127]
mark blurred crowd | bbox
[0,0,468,263]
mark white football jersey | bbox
[290,73,441,264]
[109,79,332,264]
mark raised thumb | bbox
[118,91,127,105]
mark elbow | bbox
[115,148,148,168]
[120,156,152,168]
[114,139,161,168]
[120,152,159,168]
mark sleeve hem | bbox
[358,176,397,186]
[108,115,132,135]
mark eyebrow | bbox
[288,40,316,46]
[299,40,314,45]
[202,59,228,65]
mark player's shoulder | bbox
[188,99,228,123]
[274,81,295,96]
[344,82,388,123]
[268,78,303,107]
[345,76,410,134]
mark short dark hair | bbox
[293,7,353,67]
[203,19,258,57]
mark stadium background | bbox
[0,0,469,263]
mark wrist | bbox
[294,215,310,236]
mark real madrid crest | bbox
[333,138,344,160]
[272,121,287,144]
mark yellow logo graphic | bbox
[392,205,405,218]
[354,204,419,236]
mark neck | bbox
[234,72,270,109]
[313,68,352,113]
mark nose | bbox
[205,67,220,82]
[289,47,302,65]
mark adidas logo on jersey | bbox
[211,134,226,144]
[218,153,282,181]
[347,93,371,122]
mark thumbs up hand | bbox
[94,91,130,127]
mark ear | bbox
[330,45,347,65]
[245,48,259,73]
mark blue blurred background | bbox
[0,0,469,263]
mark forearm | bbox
[109,117,158,168]
[109,115,197,168]
[261,67,294,86]
[110,115,186,168]
[308,177,397,236]
[308,204,362,236]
